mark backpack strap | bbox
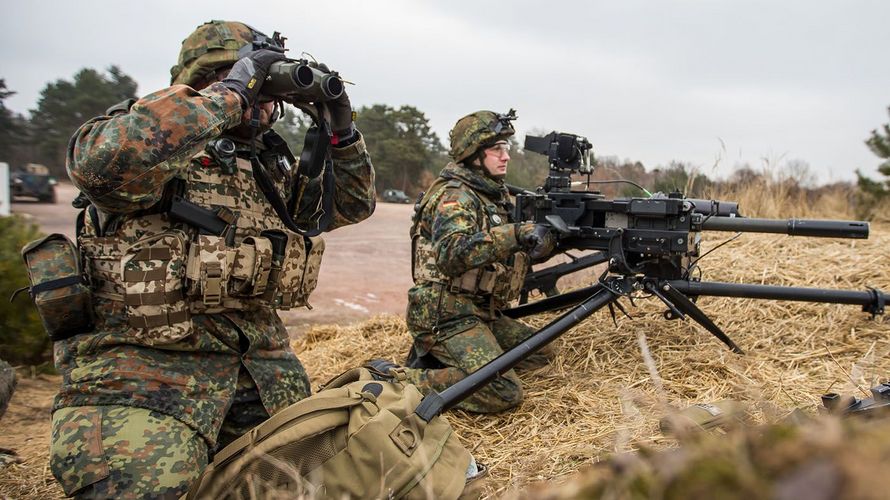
[210,393,364,469]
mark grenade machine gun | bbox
[413,131,887,421]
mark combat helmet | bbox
[449,109,517,163]
[170,20,283,87]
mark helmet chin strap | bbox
[268,100,283,125]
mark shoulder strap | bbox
[410,178,465,238]
[251,107,335,238]
[251,153,330,237]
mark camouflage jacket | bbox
[57,82,375,445]
[406,163,528,344]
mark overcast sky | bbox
[2,0,889,184]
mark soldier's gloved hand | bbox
[517,223,556,260]
[328,90,356,142]
[221,49,286,109]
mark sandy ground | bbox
[12,182,416,334]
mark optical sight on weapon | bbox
[524,132,594,174]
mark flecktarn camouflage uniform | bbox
[401,111,547,413]
[48,20,375,498]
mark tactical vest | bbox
[410,176,528,308]
[77,147,324,345]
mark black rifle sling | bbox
[250,103,336,237]
[301,124,336,232]
[251,153,327,238]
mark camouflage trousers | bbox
[403,314,542,413]
[50,367,270,499]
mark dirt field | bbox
[12,182,417,333]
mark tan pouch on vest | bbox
[21,233,94,341]
[229,235,273,297]
[492,252,529,308]
[121,231,191,345]
[261,230,324,309]
[184,367,478,500]
[185,235,230,307]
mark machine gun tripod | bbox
[415,258,887,421]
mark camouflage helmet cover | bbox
[449,109,517,163]
[170,20,264,86]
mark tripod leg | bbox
[659,282,744,354]
[645,281,686,320]
[416,282,620,421]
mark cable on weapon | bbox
[575,179,653,196]
[688,232,743,271]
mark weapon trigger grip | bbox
[544,215,571,235]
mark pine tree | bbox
[856,106,890,218]
[28,66,138,177]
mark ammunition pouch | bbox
[186,235,230,309]
[412,236,528,308]
[260,230,325,309]
[121,231,191,344]
[77,226,324,342]
[230,235,273,297]
[20,234,94,341]
[181,230,324,312]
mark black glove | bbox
[328,90,355,138]
[518,223,556,260]
[220,49,286,109]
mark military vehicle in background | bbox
[10,163,57,203]
[381,188,411,204]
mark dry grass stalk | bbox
[297,226,890,497]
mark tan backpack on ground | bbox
[185,367,482,499]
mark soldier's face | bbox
[481,141,511,178]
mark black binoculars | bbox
[262,59,344,103]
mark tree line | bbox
[1,67,888,218]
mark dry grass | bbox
[0,375,64,499]
[296,225,890,498]
[1,186,888,499]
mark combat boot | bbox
[404,345,446,369]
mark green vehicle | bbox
[381,188,411,204]
[11,163,57,203]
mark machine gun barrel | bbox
[504,279,887,319]
[668,280,886,314]
[701,217,869,239]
